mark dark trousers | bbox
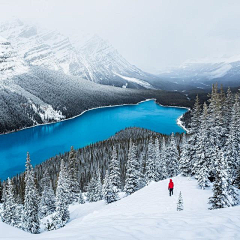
[169,188,173,196]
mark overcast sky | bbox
[0,0,240,73]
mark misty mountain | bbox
[157,59,240,90]
[0,19,178,90]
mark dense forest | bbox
[0,67,191,134]
[0,84,239,234]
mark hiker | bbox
[168,179,174,196]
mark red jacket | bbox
[168,179,174,189]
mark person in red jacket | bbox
[168,179,174,196]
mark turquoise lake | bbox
[0,100,187,179]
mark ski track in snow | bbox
[1,176,240,240]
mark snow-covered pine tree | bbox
[160,137,168,179]
[51,160,70,229]
[207,84,226,173]
[225,94,240,179]
[22,153,40,234]
[177,191,183,211]
[68,146,80,203]
[209,150,238,209]
[96,168,103,200]
[124,139,140,195]
[166,133,179,177]
[195,102,210,189]
[185,95,202,176]
[138,151,147,189]
[86,178,97,202]
[179,133,190,176]
[86,168,102,202]
[2,178,18,227]
[154,137,162,181]
[0,184,7,222]
[39,171,56,219]
[145,137,156,183]
[223,87,234,134]
[235,167,240,189]
[102,170,119,204]
[179,133,191,176]
[190,95,201,135]
[78,190,85,204]
[109,146,121,190]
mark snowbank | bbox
[1,176,239,239]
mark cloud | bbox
[0,0,239,73]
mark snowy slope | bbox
[0,36,28,80]
[1,176,239,240]
[0,19,156,89]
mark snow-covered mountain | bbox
[1,176,239,239]
[158,58,240,90]
[0,19,174,89]
[0,36,28,80]
[0,64,168,134]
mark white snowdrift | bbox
[0,176,239,240]
[114,72,154,89]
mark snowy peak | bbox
[0,19,156,89]
[0,20,79,73]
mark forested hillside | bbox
[0,66,190,134]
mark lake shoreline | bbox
[0,98,189,136]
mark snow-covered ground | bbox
[1,176,240,240]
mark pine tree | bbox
[195,103,210,189]
[185,95,202,176]
[96,168,103,200]
[160,137,168,179]
[124,139,140,195]
[0,184,7,221]
[177,191,183,211]
[179,133,191,176]
[138,152,147,189]
[190,95,201,134]
[209,150,238,209]
[223,87,234,133]
[109,146,121,190]
[166,133,179,177]
[145,137,156,183]
[22,153,40,234]
[207,84,226,173]
[51,160,70,229]
[68,146,80,203]
[235,167,240,189]
[102,170,119,204]
[225,95,240,178]
[154,137,162,181]
[2,178,18,227]
[78,190,85,204]
[39,171,56,219]
[86,168,102,202]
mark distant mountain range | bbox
[157,59,240,90]
[1,19,239,93]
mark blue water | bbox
[0,100,187,179]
